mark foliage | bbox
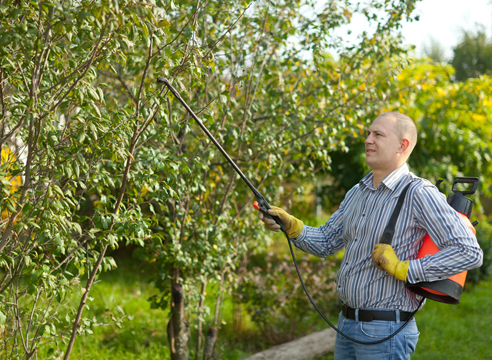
[391,61,492,204]
[451,28,492,82]
[317,60,492,287]
[240,250,339,345]
[0,0,178,358]
[318,60,492,212]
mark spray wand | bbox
[157,77,286,233]
[157,77,420,345]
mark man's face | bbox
[364,116,402,171]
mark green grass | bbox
[51,257,492,360]
[412,281,492,360]
[61,259,171,359]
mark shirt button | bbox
[362,214,365,217]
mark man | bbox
[259,112,483,360]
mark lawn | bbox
[412,281,492,360]
[53,256,492,360]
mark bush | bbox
[239,249,340,345]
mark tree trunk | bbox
[233,294,242,334]
[202,326,218,360]
[195,278,208,359]
[241,328,336,360]
[168,283,189,360]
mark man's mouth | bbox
[366,149,376,154]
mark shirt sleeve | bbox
[407,184,483,284]
[290,186,356,258]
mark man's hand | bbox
[258,206,304,238]
[372,244,409,281]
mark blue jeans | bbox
[334,310,420,360]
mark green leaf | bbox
[88,88,99,102]
[74,162,80,178]
[141,22,149,39]
[39,324,50,336]
[53,185,64,197]
[0,176,11,186]
[73,222,82,235]
[89,123,98,139]
[5,201,16,213]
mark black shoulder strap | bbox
[379,181,413,245]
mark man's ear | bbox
[399,138,410,154]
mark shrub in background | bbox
[239,250,340,345]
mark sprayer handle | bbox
[253,199,287,233]
[452,177,479,195]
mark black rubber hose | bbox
[283,229,424,345]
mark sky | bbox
[400,0,492,60]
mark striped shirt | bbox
[292,163,483,312]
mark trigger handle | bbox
[253,201,286,233]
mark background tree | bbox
[422,36,447,63]
[451,27,492,81]
[0,1,196,358]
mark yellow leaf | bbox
[126,150,134,160]
[1,147,22,190]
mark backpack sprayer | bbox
[158,77,479,344]
[406,177,479,304]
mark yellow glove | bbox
[372,244,409,282]
[258,206,304,238]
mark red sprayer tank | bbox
[406,177,479,304]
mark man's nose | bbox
[365,135,373,144]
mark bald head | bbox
[376,111,417,154]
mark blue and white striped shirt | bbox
[292,163,483,312]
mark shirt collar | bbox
[360,163,410,191]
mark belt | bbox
[342,306,414,322]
